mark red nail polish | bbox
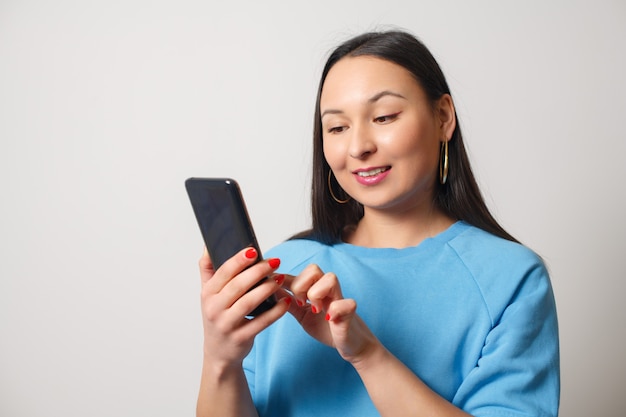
[284,297,292,306]
[311,305,319,314]
[325,313,331,321]
[296,299,305,307]
[268,258,281,269]
[274,274,285,285]
[245,248,257,259]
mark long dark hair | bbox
[293,30,517,244]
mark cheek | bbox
[322,139,344,169]
[388,121,439,158]
[406,142,441,175]
[378,128,427,159]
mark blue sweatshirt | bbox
[244,221,560,416]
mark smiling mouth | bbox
[355,167,390,177]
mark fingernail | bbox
[268,258,281,269]
[245,248,257,259]
[274,274,285,285]
[296,299,305,307]
[325,313,331,321]
[311,305,319,314]
[283,297,292,306]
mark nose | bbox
[349,123,377,159]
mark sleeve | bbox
[453,261,560,417]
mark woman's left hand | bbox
[283,264,379,364]
[282,264,472,417]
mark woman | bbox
[196,30,560,417]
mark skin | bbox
[196,247,291,417]
[197,56,471,417]
[321,56,456,248]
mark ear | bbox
[436,94,456,141]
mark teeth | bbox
[357,167,388,177]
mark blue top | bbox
[243,221,560,416]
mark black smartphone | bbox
[185,177,277,317]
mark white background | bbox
[1,1,624,416]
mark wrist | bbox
[202,353,244,382]
[349,340,389,373]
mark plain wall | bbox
[1,0,625,415]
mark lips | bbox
[355,167,389,177]
[353,166,391,185]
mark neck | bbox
[343,202,454,249]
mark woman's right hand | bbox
[199,247,291,367]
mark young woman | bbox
[196,30,560,417]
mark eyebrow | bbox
[369,90,407,102]
[320,90,407,118]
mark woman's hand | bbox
[284,264,379,364]
[199,247,291,367]
[282,264,471,417]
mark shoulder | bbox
[447,223,553,323]
[448,222,545,275]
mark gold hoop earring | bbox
[328,171,350,204]
[439,140,449,185]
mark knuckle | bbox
[289,277,307,294]
[307,285,323,301]
[231,328,252,347]
[323,272,338,283]
[200,284,213,303]
[213,317,231,335]
[202,302,220,323]
[305,263,323,274]
[290,280,304,295]
[292,264,323,292]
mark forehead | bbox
[320,56,422,106]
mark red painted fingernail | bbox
[268,258,281,269]
[311,305,319,314]
[296,299,305,307]
[325,313,331,321]
[284,297,292,306]
[245,248,257,259]
[274,274,285,285]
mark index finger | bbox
[199,246,258,290]
[284,264,330,310]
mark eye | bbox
[374,112,400,124]
[327,125,347,134]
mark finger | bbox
[205,246,262,293]
[222,280,291,329]
[199,247,215,286]
[307,272,344,314]
[280,272,299,294]
[231,295,292,340]
[219,257,282,310]
[280,273,296,291]
[280,273,313,310]
[325,298,357,323]
[288,264,326,308]
[274,286,309,323]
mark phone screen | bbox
[185,178,276,317]
[186,179,258,268]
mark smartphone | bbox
[185,177,277,317]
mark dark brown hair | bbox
[293,30,517,244]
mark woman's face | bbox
[320,55,455,215]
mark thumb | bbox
[199,247,216,285]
